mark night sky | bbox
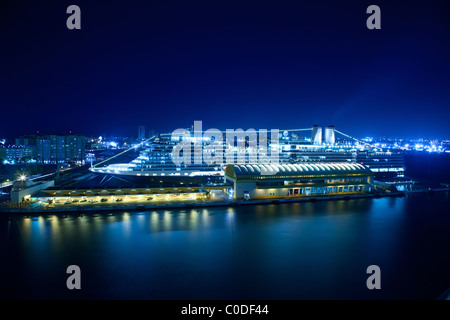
[0,0,449,140]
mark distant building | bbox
[65,135,86,163]
[138,125,146,140]
[16,134,86,164]
[0,145,34,163]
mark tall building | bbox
[65,135,86,163]
[138,125,146,140]
[34,135,85,164]
[36,137,51,163]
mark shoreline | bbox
[1,188,448,215]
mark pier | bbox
[2,188,446,215]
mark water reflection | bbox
[1,193,449,300]
[4,199,389,248]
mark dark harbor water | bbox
[0,153,449,300]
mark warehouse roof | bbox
[225,162,373,179]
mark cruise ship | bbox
[89,126,406,186]
[90,134,225,185]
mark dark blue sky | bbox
[1,0,449,139]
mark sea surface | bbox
[0,152,449,300]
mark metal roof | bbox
[225,162,373,178]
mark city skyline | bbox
[0,1,449,139]
[3,122,450,142]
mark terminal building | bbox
[11,179,55,204]
[224,162,374,200]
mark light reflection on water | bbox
[1,193,449,300]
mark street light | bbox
[20,175,26,181]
